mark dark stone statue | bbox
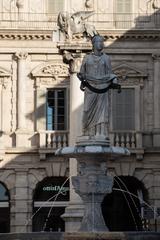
[77,35,121,137]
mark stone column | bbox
[0,78,7,155]
[152,54,160,147]
[14,169,29,232]
[16,51,28,130]
[15,52,30,147]
[62,54,85,231]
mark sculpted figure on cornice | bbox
[57,11,97,40]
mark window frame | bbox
[46,88,68,131]
[32,176,69,232]
[110,85,142,132]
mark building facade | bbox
[0,0,160,233]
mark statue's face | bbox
[93,38,104,51]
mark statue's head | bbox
[91,35,104,51]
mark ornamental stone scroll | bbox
[31,62,69,88]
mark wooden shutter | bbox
[112,88,135,130]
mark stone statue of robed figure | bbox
[77,35,121,143]
[56,35,129,233]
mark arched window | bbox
[32,177,69,232]
[0,182,10,233]
[101,176,148,231]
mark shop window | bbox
[32,177,69,232]
[101,176,148,231]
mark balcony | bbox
[0,12,159,31]
[39,130,144,159]
[39,130,69,159]
[109,130,144,159]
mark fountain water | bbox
[21,176,72,233]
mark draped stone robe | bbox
[79,52,113,137]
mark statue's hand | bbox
[110,81,121,93]
[80,82,85,91]
[77,72,85,81]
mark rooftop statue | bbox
[57,11,97,40]
[77,35,121,140]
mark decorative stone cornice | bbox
[101,29,160,41]
[0,32,51,41]
[58,30,160,44]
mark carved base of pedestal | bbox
[56,141,130,232]
[72,174,113,232]
[79,202,109,232]
[76,135,110,146]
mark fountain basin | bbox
[56,144,130,232]
[55,145,130,159]
[0,232,160,240]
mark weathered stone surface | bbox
[1,232,160,240]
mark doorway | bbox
[101,176,148,231]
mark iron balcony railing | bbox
[0,12,159,30]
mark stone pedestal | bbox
[72,173,113,231]
[56,142,130,232]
